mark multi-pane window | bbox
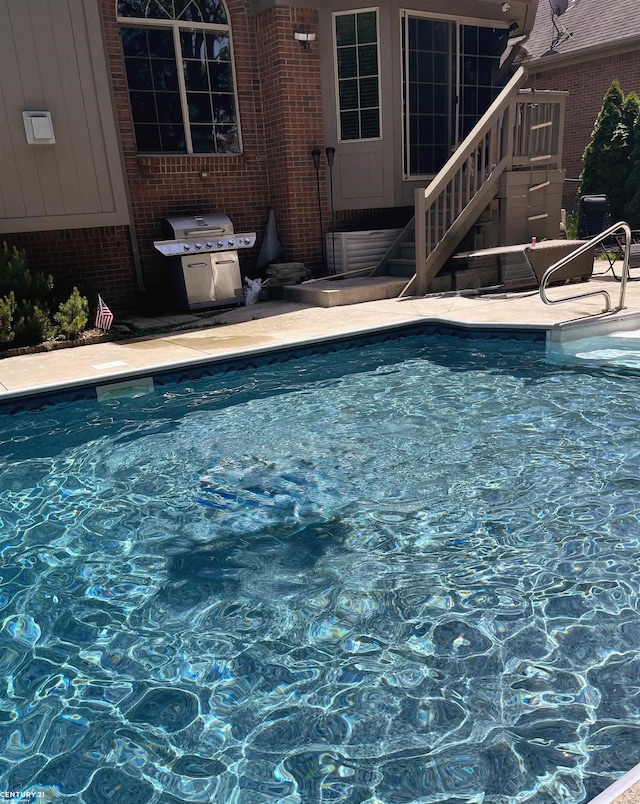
[117,0,240,154]
[334,9,380,142]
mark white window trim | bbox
[116,11,243,155]
[332,7,382,144]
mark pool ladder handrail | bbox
[539,221,632,313]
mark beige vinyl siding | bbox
[0,0,129,233]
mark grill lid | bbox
[155,213,256,256]
[162,213,234,239]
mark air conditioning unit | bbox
[325,229,403,274]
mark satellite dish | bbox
[549,0,579,16]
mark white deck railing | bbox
[412,67,567,295]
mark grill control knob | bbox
[228,239,234,246]
[244,238,251,245]
[206,242,213,248]
[183,244,191,251]
[195,242,202,249]
[217,240,224,247]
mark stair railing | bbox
[413,67,526,295]
[412,68,567,296]
[539,222,631,313]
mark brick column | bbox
[254,6,327,273]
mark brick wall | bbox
[99,0,342,307]
[529,49,640,211]
[5,2,407,313]
[6,226,138,312]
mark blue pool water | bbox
[2,331,640,803]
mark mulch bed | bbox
[0,329,120,359]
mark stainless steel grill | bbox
[154,213,256,310]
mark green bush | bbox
[0,292,16,344]
[54,287,89,339]
[0,242,90,348]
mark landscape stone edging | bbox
[0,330,119,359]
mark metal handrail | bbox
[539,222,632,313]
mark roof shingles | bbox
[525,0,640,62]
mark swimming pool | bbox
[2,330,640,803]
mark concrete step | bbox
[284,277,408,308]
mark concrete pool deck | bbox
[2,270,640,803]
[0,272,639,402]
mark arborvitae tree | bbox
[608,91,640,221]
[580,81,625,211]
[625,116,640,228]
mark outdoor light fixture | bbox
[294,31,316,49]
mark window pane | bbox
[191,124,215,152]
[192,0,227,25]
[175,0,203,22]
[118,0,227,24]
[187,92,213,122]
[126,58,152,90]
[340,110,359,140]
[157,92,183,123]
[121,27,147,57]
[130,91,157,123]
[183,60,209,91]
[432,22,449,52]
[208,62,233,92]
[151,59,179,91]
[118,0,148,16]
[335,15,356,47]
[433,53,448,83]
[148,28,174,57]
[463,26,478,55]
[359,77,378,109]
[358,44,377,77]
[212,94,235,123]
[180,30,205,59]
[134,123,161,151]
[356,12,376,44]
[215,125,239,153]
[360,108,379,139]
[339,80,358,111]
[206,34,231,61]
[159,123,186,151]
[337,48,357,80]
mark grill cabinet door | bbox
[181,256,216,306]
[211,251,242,303]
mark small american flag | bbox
[95,295,114,331]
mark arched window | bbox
[117,0,241,154]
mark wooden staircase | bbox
[373,67,567,295]
[287,67,568,307]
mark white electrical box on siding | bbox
[325,229,402,273]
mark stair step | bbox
[386,258,416,278]
[400,242,416,259]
